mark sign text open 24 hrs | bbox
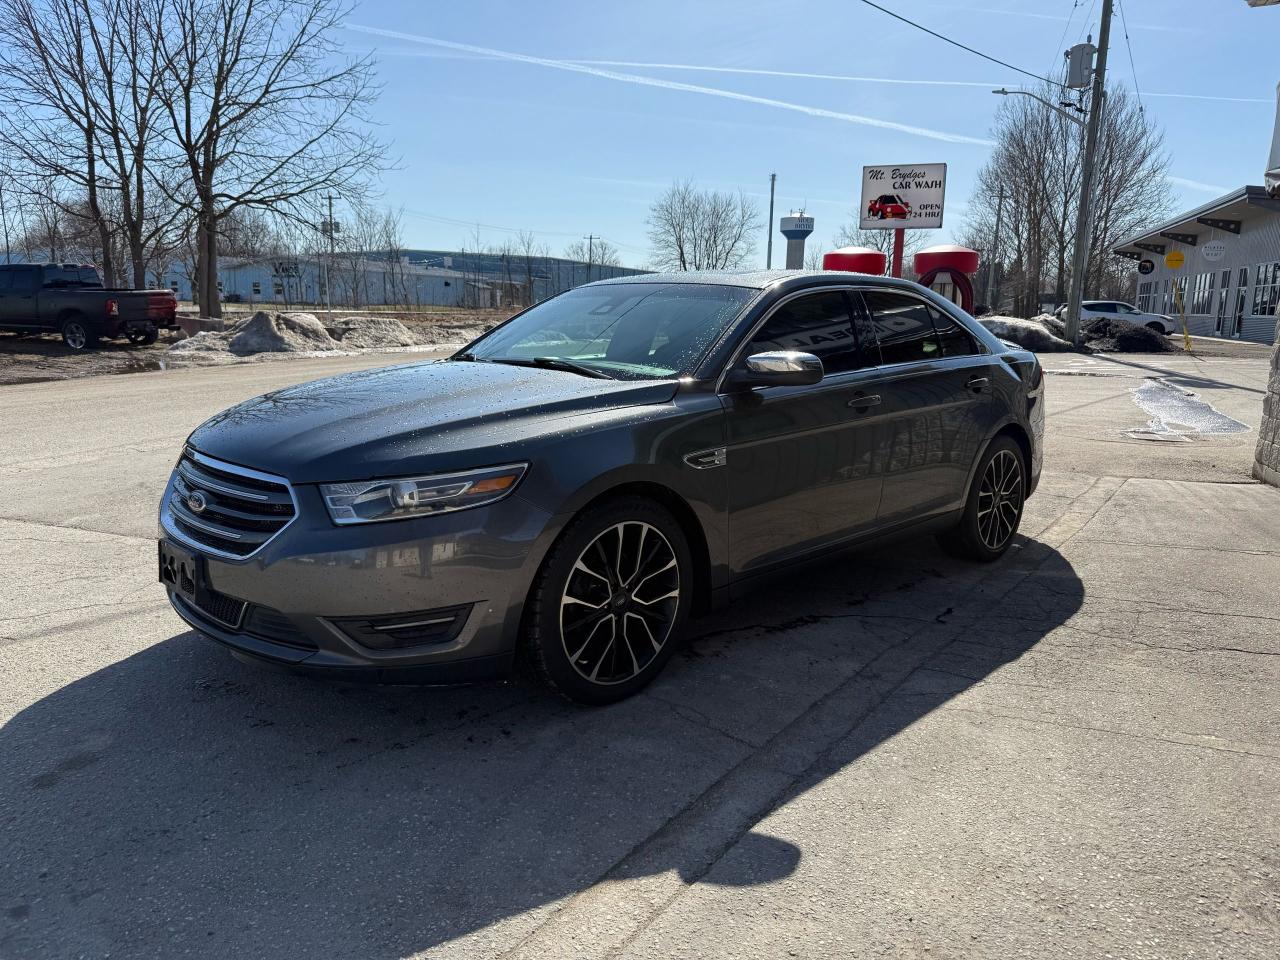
[859,164,947,231]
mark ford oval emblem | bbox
[186,490,209,514]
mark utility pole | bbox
[766,173,777,269]
[1064,0,1113,345]
[583,234,598,283]
[322,194,338,321]
[985,184,1005,311]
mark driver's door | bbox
[719,288,885,576]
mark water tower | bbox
[779,212,815,269]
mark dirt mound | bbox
[324,316,421,349]
[1084,316,1174,353]
[979,315,1076,352]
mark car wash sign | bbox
[859,163,947,230]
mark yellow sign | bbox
[1165,250,1185,270]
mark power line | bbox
[854,0,1068,89]
[1047,1,1082,85]
[1116,0,1145,112]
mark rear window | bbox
[42,266,102,287]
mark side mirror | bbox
[733,351,824,388]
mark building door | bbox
[1214,269,1230,335]
[1231,267,1248,338]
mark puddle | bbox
[1126,379,1250,441]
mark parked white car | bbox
[1055,300,1176,334]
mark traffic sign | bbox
[1164,250,1185,270]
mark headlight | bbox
[320,463,527,525]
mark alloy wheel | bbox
[559,521,680,685]
[976,449,1023,551]
[64,322,87,350]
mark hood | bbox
[187,360,678,483]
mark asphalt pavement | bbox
[1,348,1277,959]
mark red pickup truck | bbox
[0,263,178,350]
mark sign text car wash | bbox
[859,163,946,276]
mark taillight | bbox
[1028,361,1044,395]
[106,298,119,317]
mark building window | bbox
[1137,281,1153,312]
[273,281,284,295]
[252,281,261,295]
[1252,261,1280,317]
[1189,271,1215,315]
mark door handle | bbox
[966,376,989,392]
[846,393,881,410]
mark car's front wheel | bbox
[938,436,1026,562]
[525,497,691,704]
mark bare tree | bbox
[832,221,927,262]
[153,0,384,317]
[646,179,759,271]
[962,83,1172,315]
[563,237,620,273]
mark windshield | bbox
[462,282,755,380]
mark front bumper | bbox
[161,473,556,678]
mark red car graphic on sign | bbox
[868,194,912,220]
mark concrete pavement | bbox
[1,351,1277,959]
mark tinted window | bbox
[0,270,11,293]
[41,265,101,286]
[468,283,752,380]
[864,291,941,365]
[746,290,864,374]
[7,267,38,293]
[1089,302,1117,313]
[931,307,979,357]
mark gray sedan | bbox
[159,271,1044,704]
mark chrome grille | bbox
[165,450,296,559]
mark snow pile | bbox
[1083,316,1174,353]
[979,315,1076,352]
[325,316,421,349]
[169,311,431,356]
[228,311,338,354]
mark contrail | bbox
[1166,175,1229,194]
[571,60,1272,104]
[346,25,995,147]
[570,60,1002,89]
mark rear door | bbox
[857,289,999,524]
[720,287,885,575]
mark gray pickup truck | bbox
[0,263,179,350]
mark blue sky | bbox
[340,0,1280,266]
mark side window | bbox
[746,290,864,374]
[931,306,980,357]
[863,291,941,366]
[1092,302,1117,313]
[9,267,37,293]
[0,271,11,293]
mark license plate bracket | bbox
[158,538,203,603]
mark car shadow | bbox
[0,531,1083,958]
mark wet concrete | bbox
[1126,378,1251,441]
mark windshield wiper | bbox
[480,356,615,380]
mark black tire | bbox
[937,435,1026,562]
[1146,321,1167,334]
[60,316,98,351]
[524,496,692,705]
[127,326,159,345]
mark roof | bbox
[587,269,928,292]
[1113,185,1280,253]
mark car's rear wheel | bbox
[525,497,691,705]
[1146,321,1167,334]
[938,436,1026,562]
[60,316,98,351]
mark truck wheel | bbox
[127,326,159,345]
[61,317,99,351]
